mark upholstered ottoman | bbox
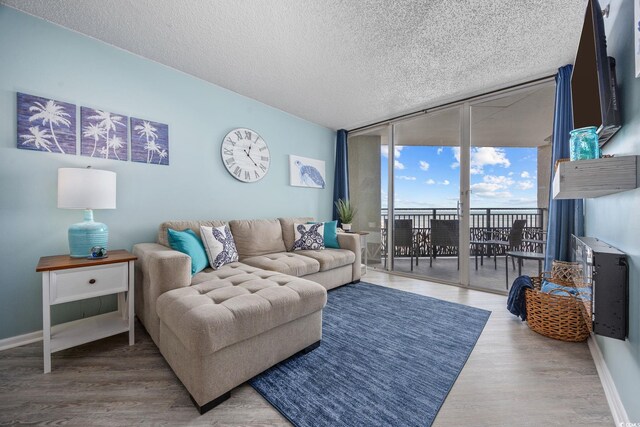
[156,263,327,413]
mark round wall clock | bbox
[221,128,270,183]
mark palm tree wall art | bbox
[17,92,76,154]
[131,117,169,166]
[81,107,128,161]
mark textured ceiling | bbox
[364,83,555,147]
[2,0,588,130]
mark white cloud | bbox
[381,145,404,159]
[483,175,514,186]
[471,182,504,193]
[425,179,436,185]
[473,191,513,199]
[508,172,514,176]
[470,175,515,198]
[394,160,405,170]
[396,175,416,181]
[440,180,450,186]
[517,180,534,190]
[419,161,430,171]
[451,147,460,169]
[520,171,530,178]
[451,147,511,174]
[437,147,444,155]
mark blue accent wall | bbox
[0,6,335,340]
[584,0,640,420]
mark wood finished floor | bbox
[0,271,613,426]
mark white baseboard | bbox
[588,335,630,425]
[0,330,42,352]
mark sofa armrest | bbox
[134,243,192,294]
[132,243,192,344]
[337,233,361,282]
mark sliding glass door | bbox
[468,83,554,292]
[347,80,554,293]
[347,126,389,271]
[390,107,462,284]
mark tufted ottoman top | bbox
[156,262,327,356]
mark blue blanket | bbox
[507,275,533,321]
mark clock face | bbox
[221,128,270,183]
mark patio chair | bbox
[383,219,417,271]
[489,219,527,269]
[429,219,459,269]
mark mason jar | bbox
[569,126,600,160]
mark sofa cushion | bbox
[200,225,239,270]
[166,228,209,274]
[293,223,325,251]
[241,252,320,277]
[308,220,340,249]
[296,249,356,271]
[278,217,315,251]
[157,264,327,355]
[158,220,226,247]
[230,219,286,259]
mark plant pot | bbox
[342,223,352,231]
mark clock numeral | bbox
[244,170,251,180]
[254,170,261,179]
[225,137,236,146]
[259,146,267,152]
[244,130,253,140]
[260,156,269,162]
[234,131,243,140]
[259,163,267,172]
[233,166,242,177]
[225,158,235,167]
[223,147,233,156]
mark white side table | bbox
[347,231,369,275]
[36,250,137,373]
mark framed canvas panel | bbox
[289,155,326,189]
[81,107,128,161]
[130,117,169,165]
[17,92,76,155]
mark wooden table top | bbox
[36,249,137,272]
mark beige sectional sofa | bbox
[133,217,360,413]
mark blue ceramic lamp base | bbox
[68,209,109,258]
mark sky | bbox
[381,145,538,209]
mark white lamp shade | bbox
[57,168,116,209]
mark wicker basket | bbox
[525,270,590,342]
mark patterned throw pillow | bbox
[292,223,325,251]
[200,225,239,270]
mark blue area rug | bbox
[249,282,491,427]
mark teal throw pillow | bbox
[308,220,340,248]
[167,228,209,275]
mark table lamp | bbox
[57,167,116,258]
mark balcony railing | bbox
[379,207,546,257]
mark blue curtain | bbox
[545,65,584,270]
[333,129,349,222]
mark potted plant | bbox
[335,198,357,232]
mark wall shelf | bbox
[552,156,639,199]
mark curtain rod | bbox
[347,73,556,134]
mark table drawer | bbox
[50,263,128,305]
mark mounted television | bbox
[571,0,621,147]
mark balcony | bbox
[365,207,546,292]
